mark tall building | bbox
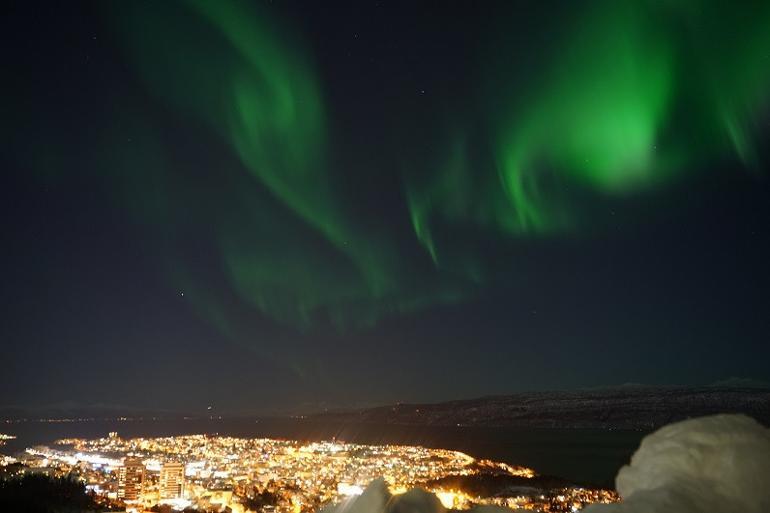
[117,457,145,501]
[159,461,185,499]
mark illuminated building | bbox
[159,461,185,499]
[117,457,145,501]
[40,434,618,512]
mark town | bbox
[1,432,617,512]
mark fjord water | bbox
[1,418,646,487]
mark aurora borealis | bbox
[411,0,770,242]
[104,0,770,327]
[3,0,770,412]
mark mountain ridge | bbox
[309,386,770,430]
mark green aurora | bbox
[91,0,770,331]
[408,1,770,258]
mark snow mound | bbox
[319,477,508,513]
[583,414,770,513]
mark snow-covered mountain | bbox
[313,386,770,429]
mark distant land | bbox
[0,403,186,422]
[3,382,769,430]
[310,385,770,430]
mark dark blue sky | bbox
[2,0,770,414]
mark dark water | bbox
[0,418,647,488]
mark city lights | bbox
[3,433,618,512]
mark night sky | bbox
[3,0,770,415]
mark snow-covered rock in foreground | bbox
[321,478,445,513]
[583,414,770,513]
[319,477,507,513]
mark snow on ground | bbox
[583,414,770,513]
